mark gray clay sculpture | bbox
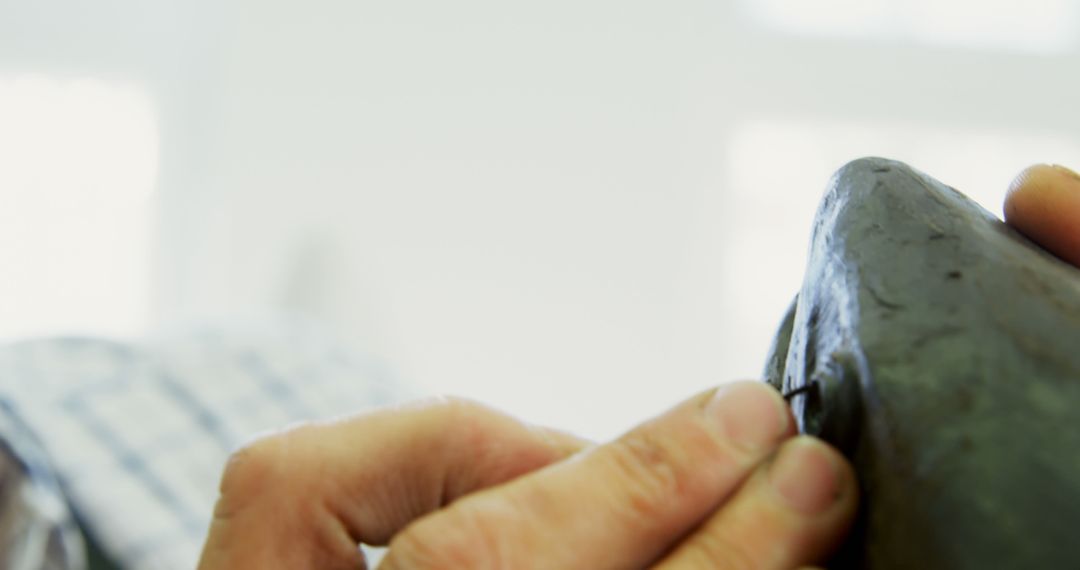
[764,157,1080,569]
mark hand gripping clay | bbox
[764,157,1080,569]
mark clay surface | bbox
[765,157,1080,569]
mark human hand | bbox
[197,164,1080,570]
[198,384,856,569]
[1005,163,1080,267]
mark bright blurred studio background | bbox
[3,0,1080,441]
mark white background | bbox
[3,0,1080,439]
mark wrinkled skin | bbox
[765,158,1080,569]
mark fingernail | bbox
[769,437,842,516]
[706,383,788,451]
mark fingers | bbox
[379,382,797,569]
[1004,163,1080,267]
[197,397,590,570]
[655,436,857,569]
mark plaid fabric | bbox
[0,320,405,569]
[0,398,85,570]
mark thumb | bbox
[1004,163,1080,267]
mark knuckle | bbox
[385,507,503,570]
[432,395,502,428]
[417,395,490,418]
[415,396,499,442]
[603,433,691,521]
[683,532,759,570]
[218,441,276,506]
[384,527,444,569]
[423,396,518,454]
[215,424,313,518]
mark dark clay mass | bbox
[764,158,1080,569]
